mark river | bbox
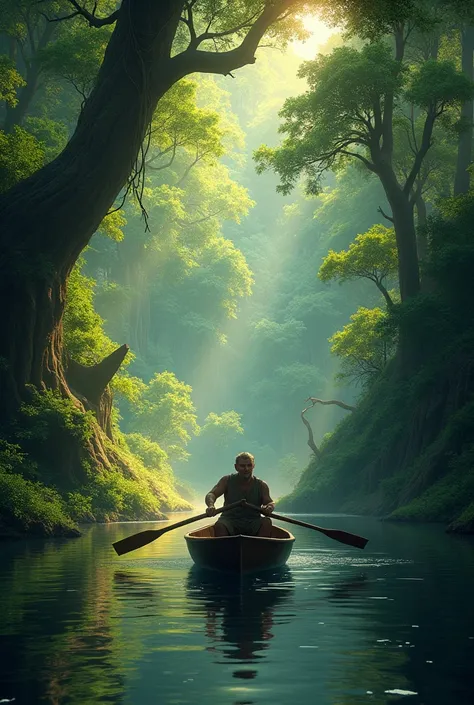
[1,514,473,705]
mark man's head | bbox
[235,452,255,479]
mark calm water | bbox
[1,514,474,705]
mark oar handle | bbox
[171,499,244,531]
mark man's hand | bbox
[206,505,217,517]
[261,503,275,516]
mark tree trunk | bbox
[66,344,129,440]
[415,195,428,261]
[377,167,420,302]
[454,25,474,196]
[0,1,183,406]
[0,0,285,404]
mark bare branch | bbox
[378,206,394,223]
[301,407,321,458]
[305,397,356,412]
[301,397,355,459]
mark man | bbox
[204,452,275,537]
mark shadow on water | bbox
[326,573,368,601]
[185,566,295,680]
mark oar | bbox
[243,501,368,550]
[112,500,243,556]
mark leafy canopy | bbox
[329,306,396,386]
[254,43,404,194]
[319,224,398,288]
[254,43,473,196]
[131,371,199,461]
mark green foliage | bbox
[131,371,199,461]
[329,307,396,386]
[318,0,436,40]
[63,258,118,364]
[18,387,95,446]
[81,467,161,522]
[39,23,112,95]
[319,224,398,291]
[405,59,474,112]
[24,116,68,163]
[0,126,45,192]
[251,318,306,354]
[201,411,244,447]
[97,210,127,242]
[254,43,403,195]
[125,433,170,475]
[149,79,225,167]
[0,439,32,474]
[0,468,77,535]
[0,54,25,105]
[284,193,474,531]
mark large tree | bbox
[0,1,307,438]
[254,42,473,304]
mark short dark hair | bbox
[235,452,255,464]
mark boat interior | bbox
[187,525,293,539]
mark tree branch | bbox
[377,206,394,223]
[305,397,356,412]
[403,109,436,196]
[189,11,261,50]
[301,396,355,458]
[168,0,295,81]
[301,406,321,458]
[44,0,120,27]
[339,150,376,172]
[374,279,394,309]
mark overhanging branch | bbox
[43,0,120,27]
[301,396,355,459]
[168,0,295,81]
[305,397,356,412]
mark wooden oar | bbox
[243,501,368,550]
[112,500,243,556]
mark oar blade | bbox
[112,529,162,556]
[324,528,368,550]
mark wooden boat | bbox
[184,524,295,574]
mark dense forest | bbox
[0,0,473,537]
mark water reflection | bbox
[327,573,368,601]
[185,567,294,678]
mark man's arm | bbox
[260,481,275,514]
[205,476,229,515]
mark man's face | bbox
[235,457,254,479]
